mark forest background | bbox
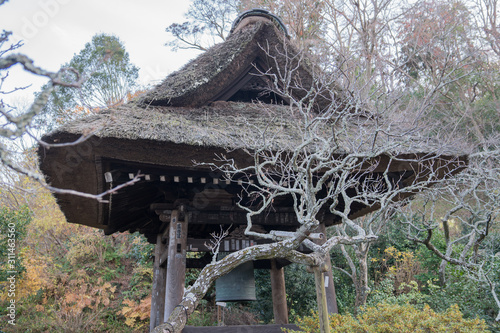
[1,0,500,332]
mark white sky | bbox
[1,0,201,104]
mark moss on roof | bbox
[46,102,302,151]
[43,100,465,158]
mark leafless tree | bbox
[475,0,500,57]
[399,147,500,321]
[165,0,239,52]
[388,2,500,321]
[152,37,468,331]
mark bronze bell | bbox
[215,253,257,302]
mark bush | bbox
[253,264,317,323]
[0,206,32,282]
[285,303,490,333]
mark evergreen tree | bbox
[39,33,139,128]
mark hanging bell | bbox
[215,252,257,302]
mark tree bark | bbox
[152,235,375,333]
[152,238,316,333]
[354,245,369,308]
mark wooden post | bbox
[150,234,167,332]
[270,259,288,324]
[323,261,338,314]
[318,224,339,314]
[314,265,331,333]
[164,208,188,321]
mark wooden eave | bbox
[38,128,467,243]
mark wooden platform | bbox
[182,324,301,332]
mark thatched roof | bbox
[136,17,315,107]
[50,102,300,151]
[44,101,465,156]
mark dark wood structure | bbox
[38,9,467,333]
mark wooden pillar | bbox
[323,258,338,314]
[318,224,338,314]
[314,265,331,333]
[164,208,188,321]
[270,259,288,324]
[150,234,167,332]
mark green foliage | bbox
[329,249,357,313]
[424,269,499,323]
[253,264,317,323]
[0,206,32,282]
[123,263,153,301]
[65,230,118,267]
[286,303,490,333]
[0,221,155,332]
[367,278,433,308]
[329,210,500,328]
[39,33,139,128]
[413,235,446,283]
[284,264,317,322]
[251,269,273,321]
[126,232,154,266]
[66,33,139,107]
[186,299,216,326]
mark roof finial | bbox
[230,8,289,37]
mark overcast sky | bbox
[2,0,201,104]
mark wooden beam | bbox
[185,210,300,226]
[164,209,188,321]
[270,259,288,324]
[314,265,330,333]
[158,238,309,261]
[161,257,295,270]
[161,253,213,269]
[150,203,175,210]
[317,223,338,314]
[153,205,335,228]
[159,246,169,268]
[150,234,167,332]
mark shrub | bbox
[119,296,151,330]
[65,230,109,266]
[285,303,490,333]
[0,206,32,282]
[367,278,433,309]
[253,264,317,323]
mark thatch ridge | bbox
[136,20,299,108]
